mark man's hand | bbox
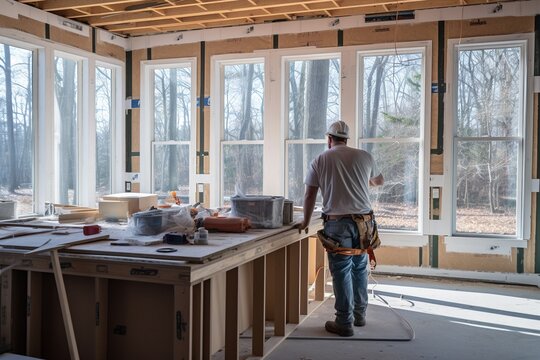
[295,219,309,234]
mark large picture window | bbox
[0,42,34,216]
[285,55,341,205]
[358,49,427,232]
[452,41,527,238]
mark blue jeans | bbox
[325,218,368,326]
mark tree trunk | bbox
[289,62,306,204]
[168,68,178,191]
[57,58,77,204]
[306,60,328,163]
[238,64,255,193]
[3,45,17,193]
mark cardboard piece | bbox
[98,200,129,220]
[101,193,158,215]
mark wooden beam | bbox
[286,242,300,324]
[50,249,80,360]
[252,256,266,356]
[94,278,108,360]
[300,238,309,315]
[191,282,203,360]
[225,267,239,360]
[272,247,286,337]
[315,237,326,301]
[173,284,192,359]
[26,271,42,358]
[202,279,211,360]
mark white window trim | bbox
[442,33,534,248]
[140,58,198,204]
[0,28,125,213]
[356,42,433,245]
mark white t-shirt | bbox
[304,144,379,215]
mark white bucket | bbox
[0,201,17,220]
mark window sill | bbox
[379,232,428,247]
[444,236,528,255]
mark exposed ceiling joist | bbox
[14,0,520,37]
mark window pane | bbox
[153,144,190,200]
[223,144,263,201]
[96,66,112,199]
[0,44,33,216]
[223,63,264,141]
[457,47,521,137]
[54,56,78,205]
[362,142,419,231]
[362,54,422,138]
[153,67,192,141]
[455,140,517,235]
[287,58,340,140]
[287,143,325,205]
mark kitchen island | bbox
[0,218,324,359]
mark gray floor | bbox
[266,275,540,360]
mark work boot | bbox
[354,315,366,327]
[325,321,354,337]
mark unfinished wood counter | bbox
[0,219,324,360]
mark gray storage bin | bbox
[231,196,284,228]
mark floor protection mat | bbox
[288,296,413,340]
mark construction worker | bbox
[297,120,384,337]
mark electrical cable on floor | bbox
[368,270,416,340]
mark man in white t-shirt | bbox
[297,120,383,337]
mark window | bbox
[285,55,341,205]
[141,59,196,204]
[95,65,114,199]
[220,59,265,203]
[450,39,529,239]
[54,53,81,205]
[358,49,428,232]
[0,42,34,216]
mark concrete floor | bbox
[265,275,540,360]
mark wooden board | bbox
[66,226,300,263]
[0,231,109,254]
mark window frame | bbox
[140,58,198,204]
[210,54,269,206]
[442,34,533,248]
[93,61,122,202]
[356,43,432,246]
[0,28,125,213]
[0,35,39,216]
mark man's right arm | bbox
[369,173,384,186]
[297,185,318,232]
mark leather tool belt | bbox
[320,211,381,269]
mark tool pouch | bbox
[316,229,341,252]
[352,214,381,250]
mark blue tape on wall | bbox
[131,99,140,108]
[197,96,211,107]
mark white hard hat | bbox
[326,121,349,139]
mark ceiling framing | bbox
[16,0,517,37]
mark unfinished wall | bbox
[0,14,125,62]
[133,15,538,275]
